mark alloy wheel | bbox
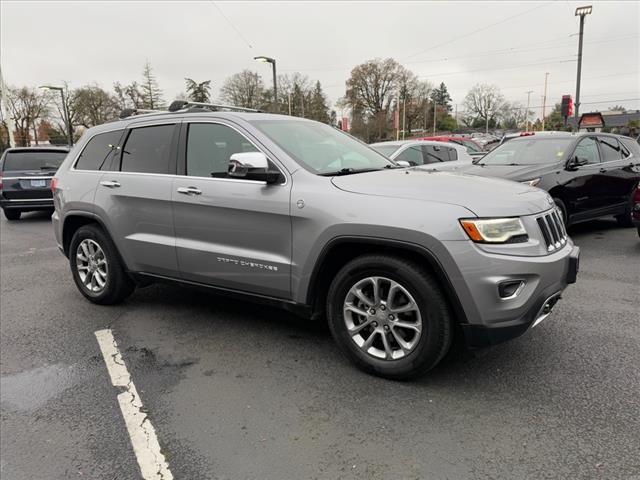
[343,276,422,360]
[76,239,108,293]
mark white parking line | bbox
[95,329,173,480]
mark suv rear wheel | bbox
[3,209,21,221]
[69,225,135,305]
[327,255,452,380]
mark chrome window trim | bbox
[92,169,269,186]
[182,118,289,187]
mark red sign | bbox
[341,117,349,131]
[561,95,573,117]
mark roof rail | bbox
[118,108,163,119]
[168,99,261,113]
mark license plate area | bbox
[31,179,46,187]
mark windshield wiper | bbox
[319,167,384,176]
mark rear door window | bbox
[75,130,124,171]
[597,137,624,162]
[2,150,67,172]
[186,123,258,178]
[120,124,175,174]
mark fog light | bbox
[498,280,525,299]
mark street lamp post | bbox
[574,5,592,131]
[40,85,73,146]
[254,56,277,112]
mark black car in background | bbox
[0,147,69,220]
[456,132,640,227]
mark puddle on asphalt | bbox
[0,363,86,411]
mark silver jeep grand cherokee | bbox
[52,101,579,379]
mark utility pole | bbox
[432,101,437,135]
[574,6,592,131]
[287,92,292,116]
[525,90,533,131]
[541,72,549,130]
[402,96,406,140]
[396,90,400,141]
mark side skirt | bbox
[132,272,313,318]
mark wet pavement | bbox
[1,212,639,479]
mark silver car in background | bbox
[51,101,579,379]
[370,139,474,170]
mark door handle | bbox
[599,168,606,173]
[177,186,202,195]
[100,180,121,188]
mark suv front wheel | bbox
[69,225,135,305]
[327,255,452,380]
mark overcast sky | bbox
[2,0,638,118]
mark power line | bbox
[208,1,253,51]
[403,1,556,59]
[280,33,638,73]
[500,71,639,91]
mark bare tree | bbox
[344,58,402,140]
[67,85,119,128]
[5,86,50,146]
[219,70,264,109]
[463,83,505,132]
[113,81,144,110]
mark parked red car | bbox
[418,136,485,157]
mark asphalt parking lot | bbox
[1,213,639,480]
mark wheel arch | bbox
[306,236,468,326]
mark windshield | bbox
[479,138,572,166]
[249,120,395,174]
[2,150,68,171]
[370,144,402,157]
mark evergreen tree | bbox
[140,61,165,109]
[185,78,212,103]
[430,82,453,112]
[308,81,331,123]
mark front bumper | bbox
[442,240,579,348]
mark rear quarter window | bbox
[75,130,124,171]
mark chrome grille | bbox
[536,209,567,252]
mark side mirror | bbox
[395,160,411,167]
[567,156,588,170]
[228,152,281,183]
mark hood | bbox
[454,162,561,181]
[331,168,554,217]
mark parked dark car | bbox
[0,147,69,220]
[457,132,640,227]
[632,185,640,237]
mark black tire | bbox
[326,255,452,380]
[3,209,21,221]
[615,193,635,228]
[553,198,568,227]
[69,224,135,305]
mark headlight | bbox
[521,178,541,187]
[460,218,528,243]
